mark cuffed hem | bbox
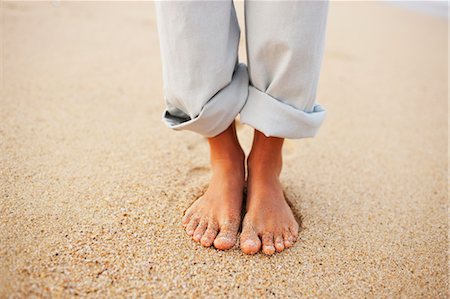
[162,63,249,138]
[239,86,326,139]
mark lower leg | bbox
[240,130,299,255]
[208,122,245,170]
[248,130,284,177]
[182,121,245,250]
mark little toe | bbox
[185,217,200,236]
[182,210,193,227]
[201,222,218,247]
[290,225,299,241]
[262,232,275,255]
[214,223,239,250]
[274,234,285,252]
[192,220,208,242]
[240,226,261,255]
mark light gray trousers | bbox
[155,1,329,139]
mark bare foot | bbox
[182,122,245,250]
[240,130,299,255]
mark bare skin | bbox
[182,122,245,250]
[182,125,298,254]
[240,130,299,255]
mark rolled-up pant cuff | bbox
[162,64,249,137]
[239,86,326,139]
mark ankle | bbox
[247,151,282,181]
[247,131,283,177]
[209,136,245,167]
[207,122,245,177]
[211,149,245,171]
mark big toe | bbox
[214,223,239,250]
[240,226,261,255]
[214,235,236,250]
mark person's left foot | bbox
[240,132,299,255]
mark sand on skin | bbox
[0,1,447,298]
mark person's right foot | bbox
[182,122,245,250]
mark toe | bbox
[290,224,299,241]
[182,209,193,227]
[201,221,218,247]
[283,230,293,248]
[262,232,275,255]
[185,217,199,236]
[192,219,208,242]
[274,234,285,252]
[214,222,239,250]
[240,225,261,255]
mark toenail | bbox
[243,240,256,247]
[217,236,230,242]
[263,246,275,254]
[202,239,212,246]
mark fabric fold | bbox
[162,63,249,137]
[239,85,326,139]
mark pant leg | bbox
[155,1,248,137]
[240,0,329,139]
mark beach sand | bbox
[0,1,447,297]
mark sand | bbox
[0,1,447,298]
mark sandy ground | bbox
[0,1,448,298]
